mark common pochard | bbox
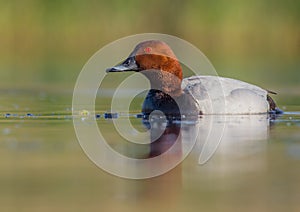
[106,40,281,116]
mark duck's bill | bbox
[106,57,139,72]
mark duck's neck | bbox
[141,69,183,97]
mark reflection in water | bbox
[195,115,269,162]
[193,115,271,174]
[142,117,182,158]
[118,114,272,209]
[133,116,185,211]
[141,114,270,169]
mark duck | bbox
[106,40,281,116]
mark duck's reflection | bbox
[111,114,276,209]
[127,113,275,176]
[137,116,184,210]
[142,116,182,158]
[194,115,271,165]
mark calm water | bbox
[1,89,300,211]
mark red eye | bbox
[144,47,152,53]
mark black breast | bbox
[142,89,200,117]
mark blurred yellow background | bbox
[0,0,299,93]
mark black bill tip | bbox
[106,67,122,73]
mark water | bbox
[1,90,300,211]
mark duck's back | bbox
[182,76,269,114]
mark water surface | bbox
[1,89,300,211]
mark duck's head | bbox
[106,40,183,94]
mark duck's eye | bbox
[144,47,152,53]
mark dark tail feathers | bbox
[267,93,283,114]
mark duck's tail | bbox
[267,91,283,114]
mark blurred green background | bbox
[1,0,299,95]
[1,1,300,211]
